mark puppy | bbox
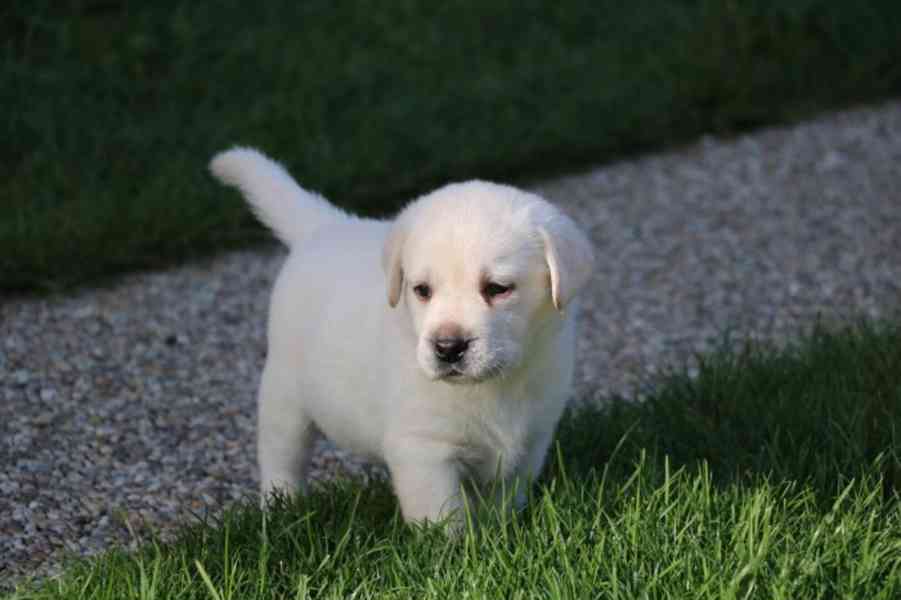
[210,148,594,526]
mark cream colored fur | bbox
[210,147,594,527]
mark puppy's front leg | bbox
[385,442,464,528]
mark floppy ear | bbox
[539,218,595,311]
[382,221,407,308]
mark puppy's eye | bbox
[482,282,514,301]
[412,283,432,301]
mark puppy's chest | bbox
[454,407,534,483]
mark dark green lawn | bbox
[3,0,901,291]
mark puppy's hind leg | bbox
[256,361,315,505]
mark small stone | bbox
[33,413,53,427]
[817,149,846,172]
[13,370,30,387]
[72,306,97,319]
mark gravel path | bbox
[2,101,900,588]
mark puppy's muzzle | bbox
[433,337,471,364]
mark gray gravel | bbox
[2,100,901,589]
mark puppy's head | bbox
[382,181,594,383]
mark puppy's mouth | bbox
[441,368,465,381]
[433,363,503,384]
[432,366,465,383]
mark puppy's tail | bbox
[209,147,347,247]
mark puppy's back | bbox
[264,218,396,458]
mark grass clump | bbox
[4,0,901,291]
[7,320,900,598]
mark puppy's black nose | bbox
[434,337,469,364]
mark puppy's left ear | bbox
[382,221,407,308]
[539,217,595,311]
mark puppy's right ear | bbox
[382,221,406,308]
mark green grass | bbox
[7,320,900,599]
[4,0,901,291]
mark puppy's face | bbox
[383,183,595,384]
[402,228,551,382]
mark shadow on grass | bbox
[547,319,901,501]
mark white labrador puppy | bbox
[210,148,594,526]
